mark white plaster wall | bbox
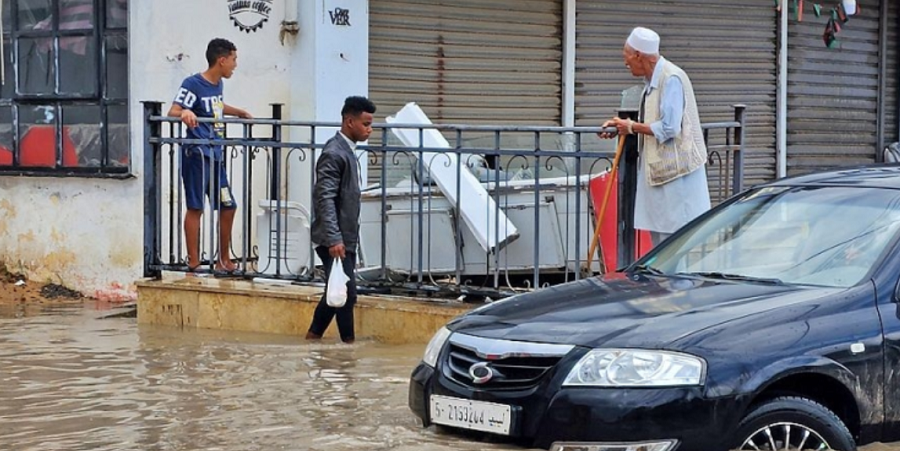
[287,0,369,209]
[314,0,369,124]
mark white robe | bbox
[634,163,710,234]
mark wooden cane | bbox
[586,135,627,274]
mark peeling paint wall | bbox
[0,178,142,301]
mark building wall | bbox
[0,0,301,299]
[0,0,370,299]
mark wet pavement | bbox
[1,302,899,451]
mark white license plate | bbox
[429,395,513,435]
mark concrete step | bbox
[137,276,473,344]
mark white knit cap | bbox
[626,27,660,55]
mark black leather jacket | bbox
[311,132,361,252]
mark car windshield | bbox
[643,185,900,288]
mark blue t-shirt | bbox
[173,73,225,160]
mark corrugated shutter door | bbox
[885,1,899,148]
[368,0,563,184]
[369,0,561,124]
[787,4,881,175]
[575,0,778,186]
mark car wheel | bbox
[734,396,855,451]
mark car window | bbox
[645,186,900,288]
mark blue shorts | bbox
[181,147,237,211]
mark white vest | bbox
[642,60,707,186]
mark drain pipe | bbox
[776,0,788,178]
[562,0,575,130]
[561,0,577,173]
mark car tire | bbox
[733,396,856,451]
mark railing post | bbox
[617,108,639,268]
[142,101,163,279]
[380,126,389,282]
[269,103,284,276]
[241,122,252,274]
[733,104,746,194]
[270,103,283,200]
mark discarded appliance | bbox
[385,102,519,254]
[256,200,312,277]
[358,174,604,279]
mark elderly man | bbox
[601,27,711,247]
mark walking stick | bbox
[586,134,627,275]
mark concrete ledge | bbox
[136,276,473,344]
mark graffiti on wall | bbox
[329,7,351,26]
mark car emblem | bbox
[468,362,494,384]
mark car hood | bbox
[448,274,844,349]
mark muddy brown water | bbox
[0,302,897,451]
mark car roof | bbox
[764,164,900,189]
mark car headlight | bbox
[563,349,705,387]
[422,327,452,367]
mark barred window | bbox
[0,0,128,176]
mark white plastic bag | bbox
[326,257,350,308]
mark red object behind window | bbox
[19,125,78,168]
[0,146,12,166]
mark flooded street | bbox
[0,302,525,451]
[1,302,899,451]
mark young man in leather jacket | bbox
[306,96,375,344]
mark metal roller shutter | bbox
[787,2,881,174]
[369,0,562,124]
[575,0,778,186]
[368,0,564,187]
[368,0,562,184]
[884,1,899,149]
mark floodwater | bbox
[0,302,523,451]
[0,302,899,451]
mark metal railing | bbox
[143,102,746,299]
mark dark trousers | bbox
[308,246,357,341]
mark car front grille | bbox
[444,342,563,391]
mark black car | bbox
[409,166,900,451]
